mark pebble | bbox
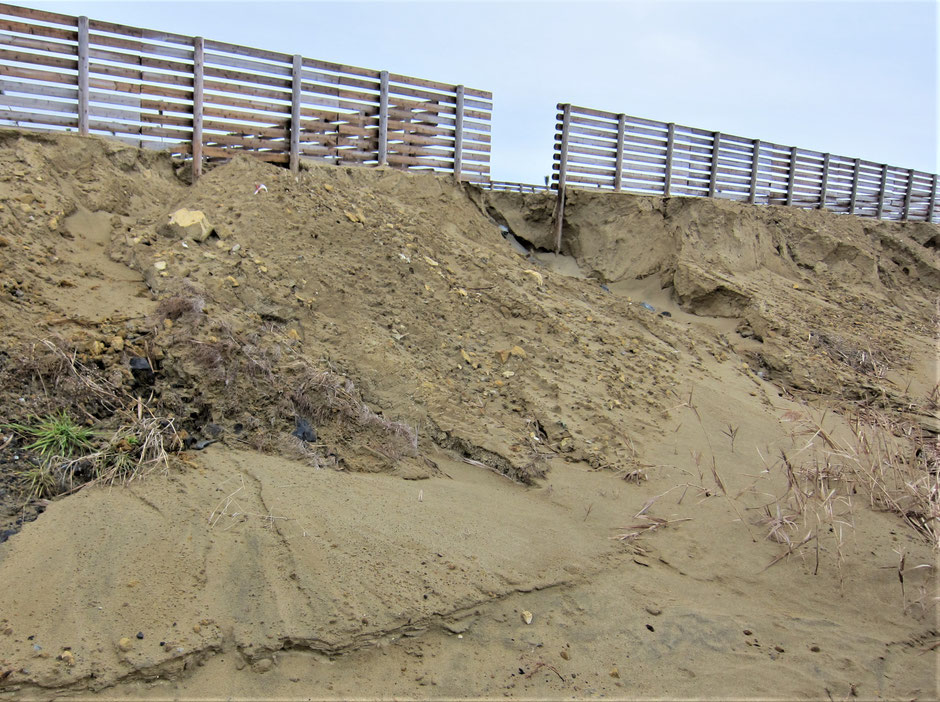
[153,261,167,271]
[644,605,662,616]
[136,631,144,639]
[117,637,133,652]
[59,650,74,666]
[252,658,274,673]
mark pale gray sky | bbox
[18,1,940,184]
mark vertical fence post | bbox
[927,173,937,222]
[554,103,571,254]
[785,146,797,207]
[378,70,389,166]
[849,158,860,215]
[613,114,625,191]
[77,16,89,136]
[289,54,302,173]
[876,164,888,219]
[663,123,675,196]
[707,131,721,198]
[818,153,830,210]
[191,36,204,181]
[453,85,464,181]
[901,168,914,221]
[748,139,760,204]
[928,174,938,223]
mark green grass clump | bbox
[5,410,95,459]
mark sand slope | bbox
[0,130,936,699]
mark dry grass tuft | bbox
[809,330,890,378]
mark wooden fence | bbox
[483,179,549,194]
[0,3,492,181]
[552,103,939,228]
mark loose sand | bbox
[0,130,936,699]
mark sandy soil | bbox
[0,130,936,700]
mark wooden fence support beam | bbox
[554,103,571,254]
[748,139,760,204]
[849,158,860,215]
[289,54,301,173]
[928,174,938,224]
[902,168,914,221]
[876,164,888,219]
[77,15,89,136]
[614,113,625,192]
[708,131,721,198]
[818,153,830,210]
[453,85,464,181]
[378,70,389,166]
[785,146,797,207]
[191,36,204,181]
[663,122,675,196]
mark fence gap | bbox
[77,15,89,136]
[191,36,204,181]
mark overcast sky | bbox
[17,1,939,184]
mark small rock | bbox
[292,417,317,443]
[136,631,144,640]
[609,667,620,679]
[521,610,533,625]
[59,650,74,666]
[117,637,133,652]
[560,650,570,661]
[192,624,201,634]
[153,260,167,272]
[644,605,662,616]
[160,209,213,243]
[252,658,274,674]
[110,336,125,352]
[129,357,155,386]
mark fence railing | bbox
[0,3,492,181]
[552,103,938,225]
[482,179,549,194]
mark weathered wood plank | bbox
[0,3,77,26]
[0,108,77,127]
[0,46,77,70]
[0,31,77,57]
[0,63,75,86]
[0,17,76,41]
[707,132,720,197]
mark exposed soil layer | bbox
[0,130,936,699]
